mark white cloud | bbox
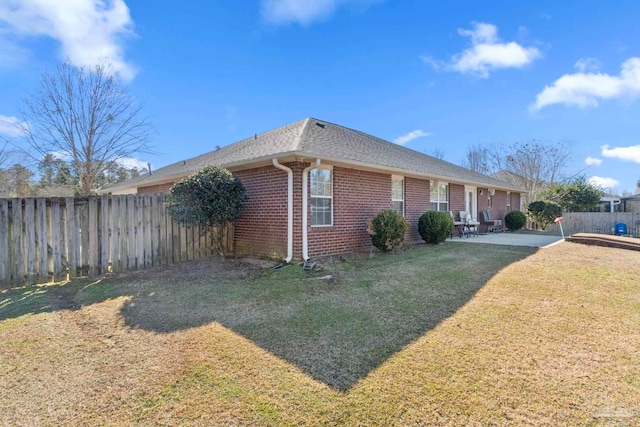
[393,130,432,146]
[574,57,601,73]
[0,115,26,137]
[601,144,640,163]
[588,175,619,190]
[532,57,640,110]
[116,157,148,170]
[585,156,603,166]
[434,22,541,78]
[0,0,136,80]
[261,0,381,25]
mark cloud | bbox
[0,115,26,137]
[116,157,148,170]
[0,0,136,80]
[574,57,601,73]
[532,57,640,110]
[588,175,619,189]
[261,0,381,25]
[393,130,432,146]
[601,144,640,163]
[585,156,603,166]
[426,22,541,78]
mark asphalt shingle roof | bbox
[104,118,523,192]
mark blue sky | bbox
[1,0,639,194]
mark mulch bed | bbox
[566,233,640,252]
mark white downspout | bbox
[302,159,321,260]
[272,159,293,263]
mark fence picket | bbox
[11,199,24,287]
[50,199,62,282]
[65,198,77,279]
[101,196,110,274]
[0,199,9,288]
[24,199,37,285]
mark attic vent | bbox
[315,122,325,128]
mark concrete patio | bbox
[447,232,563,248]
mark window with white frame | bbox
[391,176,404,215]
[310,168,332,226]
[429,182,449,211]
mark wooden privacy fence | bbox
[545,212,640,236]
[0,195,233,289]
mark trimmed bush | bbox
[367,209,410,252]
[418,211,453,244]
[166,165,247,256]
[504,210,527,231]
[527,200,562,230]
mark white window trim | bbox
[310,166,334,227]
[430,181,449,211]
[391,175,405,216]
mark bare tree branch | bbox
[18,60,153,195]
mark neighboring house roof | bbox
[621,193,640,201]
[104,118,524,193]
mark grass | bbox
[1,242,639,426]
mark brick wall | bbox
[234,165,288,259]
[492,190,508,221]
[512,193,522,212]
[449,184,465,219]
[405,177,430,242]
[307,167,391,257]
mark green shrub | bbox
[367,210,410,252]
[527,200,562,230]
[504,210,527,231]
[166,165,247,255]
[418,211,453,244]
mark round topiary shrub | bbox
[418,211,453,244]
[367,209,410,252]
[504,210,527,231]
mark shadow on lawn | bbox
[0,244,536,391]
[120,244,536,391]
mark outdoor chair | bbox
[481,210,502,233]
[458,211,479,238]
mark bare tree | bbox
[427,146,446,160]
[463,140,572,207]
[18,60,152,195]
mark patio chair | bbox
[481,211,502,233]
[458,211,479,238]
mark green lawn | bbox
[1,242,638,426]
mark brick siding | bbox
[449,184,465,219]
[138,182,174,194]
[405,177,430,242]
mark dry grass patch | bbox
[1,242,639,426]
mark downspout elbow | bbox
[272,159,293,263]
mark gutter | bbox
[302,159,321,260]
[272,159,293,263]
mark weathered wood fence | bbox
[0,195,233,289]
[545,212,640,236]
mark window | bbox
[430,182,449,211]
[391,176,404,215]
[488,194,493,208]
[506,192,511,212]
[310,168,332,226]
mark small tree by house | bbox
[538,176,603,212]
[367,210,410,252]
[527,201,562,230]
[166,166,247,256]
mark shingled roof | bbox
[104,117,524,192]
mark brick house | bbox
[104,118,524,261]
